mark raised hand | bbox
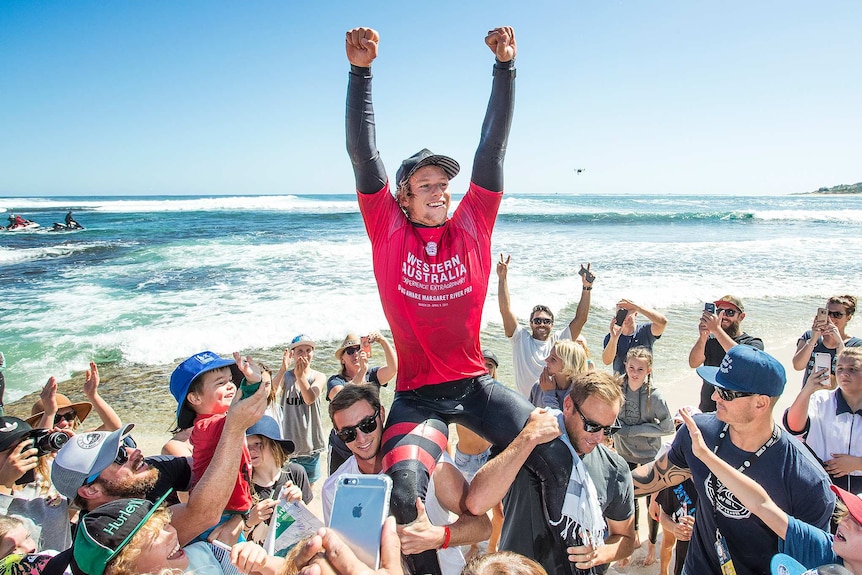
[234,352,262,383]
[345,27,379,67]
[485,26,516,62]
[83,361,100,399]
[680,408,707,460]
[496,253,511,279]
[39,377,59,417]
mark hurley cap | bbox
[245,415,295,455]
[396,149,460,187]
[482,349,499,368]
[51,424,135,501]
[714,295,745,313]
[290,334,316,350]
[169,351,237,424]
[697,345,786,397]
[72,491,171,575]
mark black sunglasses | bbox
[54,411,77,424]
[828,310,846,319]
[344,346,361,356]
[335,409,380,443]
[531,318,553,326]
[573,401,620,436]
[717,308,739,317]
[84,436,138,485]
[715,388,756,402]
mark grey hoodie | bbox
[614,380,675,464]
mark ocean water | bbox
[2,193,862,406]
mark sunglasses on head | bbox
[531,318,553,326]
[828,310,846,319]
[573,400,620,436]
[84,436,138,485]
[335,409,379,443]
[344,346,361,356]
[54,411,76,424]
[715,388,756,402]
[717,308,739,317]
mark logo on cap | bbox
[719,355,734,374]
[0,422,18,433]
[194,353,217,365]
[76,433,104,449]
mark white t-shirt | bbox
[510,324,571,397]
[322,454,465,575]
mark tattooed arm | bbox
[631,451,691,496]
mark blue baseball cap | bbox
[696,345,786,397]
[245,415,295,454]
[169,351,236,422]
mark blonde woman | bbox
[528,339,588,409]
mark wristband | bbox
[583,286,592,291]
[441,525,451,549]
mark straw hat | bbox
[335,333,362,361]
[26,393,92,427]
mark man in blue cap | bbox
[631,345,834,575]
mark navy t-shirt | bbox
[603,322,659,374]
[667,414,834,575]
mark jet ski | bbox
[51,222,84,231]
[3,220,40,232]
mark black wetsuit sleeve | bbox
[471,59,516,192]
[346,64,387,194]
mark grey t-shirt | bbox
[499,444,634,575]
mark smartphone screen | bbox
[614,308,628,326]
[329,474,391,568]
[814,352,832,373]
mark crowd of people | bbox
[1,23,861,575]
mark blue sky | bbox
[1,1,859,196]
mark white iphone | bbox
[329,474,392,568]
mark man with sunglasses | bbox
[467,371,635,575]
[688,295,764,412]
[49,381,266,550]
[497,254,596,397]
[632,345,833,575]
[322,385,490,575]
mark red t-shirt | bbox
[190,413,253,513]
[358,182,501,390]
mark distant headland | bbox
[798,182,862,195]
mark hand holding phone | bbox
[816,307,829,324]
[814,352,832,373]
[329,474,392,568]
[578,264,596,284]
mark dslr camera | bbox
[30,429,70,457]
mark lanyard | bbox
[709,424,781,566]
